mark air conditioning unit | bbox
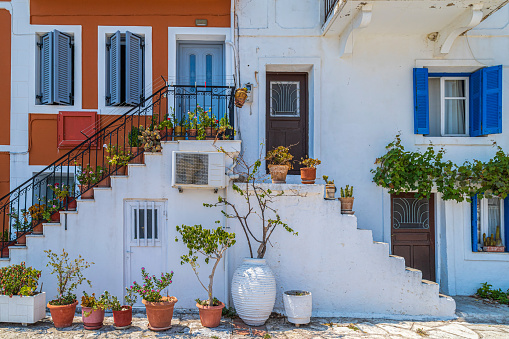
[171,151,226,189]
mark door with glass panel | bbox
[124,201,166,306]
[391,193,436,281]
[266,73,308,174]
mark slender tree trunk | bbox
[208,256,222,306]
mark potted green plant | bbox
[187,111,198,139]
[158,114,174,141]
[174,114,187,141]
[138,126,162,152]
[0,262,46,324]
[9,210,31,245]
[48,183,76,210]
[45,249,94,328]
[217,116,235,140]
[104,289,136,329]
[127,126,144,163]
[339,185,354,214]
[76,164,104,199]
[265,146,294,184]
[300,157,321,184]
[175,224,236,328]
[28,203,46,234]
[80,292,108,330]
[0,230,13,257]
[322,175,336,200]
[105,144,132,175]
[42,199,62,223]
[126,268,176,331]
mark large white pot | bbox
[283,290,312,325]
[231,258,276,326]
[0,292,46,324]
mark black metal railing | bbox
[0,83,235,257]
[325,0,340,24]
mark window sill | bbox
[414,135,495,146]
[464,251,509,262]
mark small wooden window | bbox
[57,111,98,149]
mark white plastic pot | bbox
[283,290,312,325]
[231,258,276,326]
[0,292,46,324]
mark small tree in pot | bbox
[299,157,321,184]
[175,223,236,328]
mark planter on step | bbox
[50,211,60,222]
[64,197,77,210]
[268,165,289,184]
[113,306,132,329]
[0,241,14,257]
[130,147,145,164]
[48,300,78,328]
[338,197,354,215]
[143,296,178,331]
[78,185,94,199]
[32,220,43,234]
[174,126,186,141]
[300,168,316,184]
[97,176,111,187]
[15,231,31,245]
[187,129,197,140]
[283,290,312,325]
[325,184,336,199]
[232,258,276,326]
[205,127,218,140]
[82,307,105,330]
[196,301,225,328]
[115,166,127,176]
[0,292,46,324]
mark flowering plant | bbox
[0,262,41,297]
[126,267,174,303]
[8,209,31,232]
[300,156,321,168]
[48,183,71,202]
[28,203,46,221]
[187,112,198,130]
[76,164,104,186]
[104,144,132,167]
[42,198,61,222]
[81,291,109,316]
[265,145,294,168]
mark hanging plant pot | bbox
[196,301,225,328]
[82,307,105,330]
[283,290,312,326]
[113,306,132,329]
[143,296,178,331]
[235,88,248,108]
[338,197,354,214]
[48,300,78,328]
[268,165,289,184]
[232,258,276,326]
[300,168,316,184]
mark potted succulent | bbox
[234,87,248,108]
[126,268,176,331]
[482,227,505,252]
[80,292,108,330]
[0,262,46,324]
[138,126,162,152]
[76,164,104,199]
[105,144,132,175]
[283,290,312,326]
[48,183,76,210]
[9,210,31,245]
[205,151,298,326]
[45,249,94,328]
[322,175,336,200]
[175,224,236,328]
[299,157,321,184]
[105,289,136,329]
[339,185,354,214]
[265,146,294,184]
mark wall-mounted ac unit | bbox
[171,151,226,189]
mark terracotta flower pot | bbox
[338,197,354,214]
[48,300,78,328]
[268,165,289,184]
[130,147,145,164]
[235,88,248,108]
[300,167,317,184]
[79,185,94,199]
[113,306,132,329]
[205,127,218,140]
[32,221,43,234]
[187,129,197,140]
[64,197,77,210]
[196,301,225,328]
[50,211,60,222]
[174,126,187,141]
[162,127,173,141]
[82,307,105,330]
[115,166,127,176]
[142,296,178,331]
[15,231,31,245]
[0,241,14,257]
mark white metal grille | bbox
[175,153,208,185]
[127,201,162,247]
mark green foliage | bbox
[340,185,353,198]
[0,262,41,296]
[300,156,321,168]
[28,203,46,221]
[323,175,334,185]
[265,145,294,168]
[196,297,220,306]
[76,164,104,186]
[9,210,31,232]
[41,198,61,222]
[138,126,162,152]
[105,144,132,167]
[476,282,509,304]
[176,224,235,306]
[127,126,142,147]
[372,135,509,202]
[48,183,71,201]
[125,267,174,303]
[45,249,94,306]
[222,306,237,318]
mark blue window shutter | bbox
[504,196,509,250]
[109,31,121,105]
[471,194,478,252]
[52,30,73,105]
[413,68,429,134]
[126,31,143,105]
[469,69,483,137]
[481,65,502,135]
[40,32,54,104]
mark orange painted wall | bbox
[0,153,9,199]
[0,10,11,145]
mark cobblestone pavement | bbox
[0,297,508,338]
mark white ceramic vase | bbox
[231,258,276,326]
[283,290,312,325]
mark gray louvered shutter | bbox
[126,31,143,105]
[53,30,73,105]
[109,31,121,105]
[40,32,54,104]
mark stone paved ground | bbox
[1,297,509,338]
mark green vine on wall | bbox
[371,135,509,202]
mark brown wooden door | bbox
[266,73,308,174]
[391,193,436,281]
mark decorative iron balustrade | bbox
[0,84,235,256]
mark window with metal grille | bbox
[126,201,164,246]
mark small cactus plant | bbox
[138,126,162,152]
[340,185,353,198]
[322,175,334,185]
